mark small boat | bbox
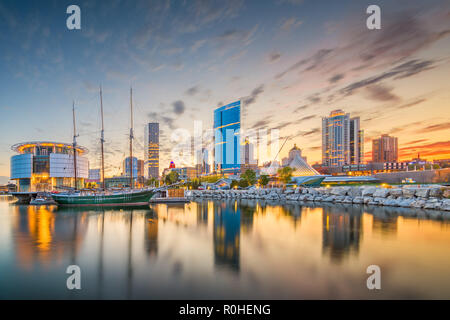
[30,196,56,205]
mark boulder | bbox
[362,187,377,197]
[342,196,353,204]
[352,196,364,204]
[348,187,362,197]
[384,199,399,207]
[415,188,430,198]
[389,188,403,197]
[443,187,450,198]
[330,187,348,196]
[402,188,417,198]
[373,197,386,205]
[429,187,443,198]
[398,199,415,207]
[373,188,390,198]
[441,199,450,211]
[286,194,299,201]
[411,199,426,208]
[363,197,372,204]
[424,200,442,210]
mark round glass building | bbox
[10,141,89,192]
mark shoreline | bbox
[187,185,450,217]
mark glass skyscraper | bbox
[214,101,241,174]
[145,123,159,178]
[322,110,363,167]
[123,156,138,178]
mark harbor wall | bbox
[187,185,450,216]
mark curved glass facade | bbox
[10,154,33,179]
[10,142,89,191]
[214,101,241,174]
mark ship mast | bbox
[72,101,78,191]
[129,87,134,189]
[100,86,106,190]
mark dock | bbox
[149,197,190,203]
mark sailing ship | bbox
[52,87,155,206]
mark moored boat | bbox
[52,87,154,207]
[52,189,155,206]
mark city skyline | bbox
[1,0,450,180]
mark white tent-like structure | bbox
[285,153,327,187]
[288,154,320,176]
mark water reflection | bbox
[1,198,450,299]
[371,206,399,236]
[322,204,362,262]
[144,210,158,257]
[213,200,241,272]
[12,205,88,269]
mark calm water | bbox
[1,195,450,299]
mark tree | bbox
[241,169,257,185]
[146,177,157,187]
[278,166,293,184]
[164,171,179,185]
[230,180,239,189]
[201,175,221,184]
[238,179,249,188]
[187,178,201,189]
[259,174,269,187]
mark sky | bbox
[0,0,449,180]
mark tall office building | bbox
[372,134,398,163]
[350,117,364,165]
[137,159,144,177]
[322,110,364,167]
[123,156,139,177]
[145,123,159,179]
[214,101,241,174]
[241,137,258,172]
[196,148,210,175]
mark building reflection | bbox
[368,206,399,236]
[237,199,255,233]
[144,209,158,256]
[12,205,88,269]
[196,200,209,225]
[322,204,362,262]
[213,200,240,272]
[280,203,303,228]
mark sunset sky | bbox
[0,0,449,179]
